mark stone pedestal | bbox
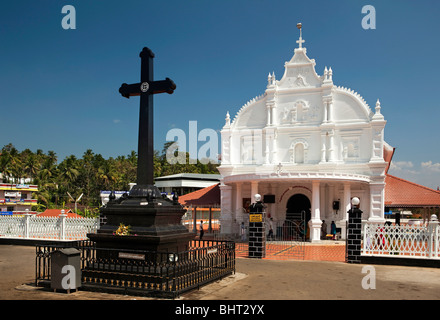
[346,207,362,263]
[248,220,266,258]
[88,184,194,256]
[308,219,323,243]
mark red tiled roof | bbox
[37,209,84,218]
[385,174,440,208]
[178,183,220,207]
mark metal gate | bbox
[214,212,306,260]
[266,213,306,259]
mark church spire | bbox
[296,23,305,49]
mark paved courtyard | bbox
[1,244,440,301]
[235,240,346,262]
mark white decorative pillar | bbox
[343,182,351,221]
[320,132,327,163]
[322,95,332,123]
[320,184,326,220]
[328,130,336,162]
[59,210,67,240]
[266,103,273,127]
[309,180,322,242]
[370,99,386,163]
[271,101,278,126]
[369,181,386,222]
[23,212,31,239]
[428,215,439,258]
[327,99,333,123]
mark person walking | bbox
[199,220,204,240]
[330,221,337,240]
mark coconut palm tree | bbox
[24,153,40,183]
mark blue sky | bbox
[0,0,439,189]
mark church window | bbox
[295,144,305,164]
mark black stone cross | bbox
[119,47,176,186]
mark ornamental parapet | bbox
[223,171,371,184]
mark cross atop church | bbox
[296,23,305,48]
[119,47,176,186]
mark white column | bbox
[23,213,31,239]
[328,130,336,162]
[369,182,385,222]
[59,210,67,240]
[343,182,351,221]
[266,105,271,126]
[271,102,278,126]
[428,216,439,258]
[320,132,327,163]
[309,181,322,242]
[328,100,333,123]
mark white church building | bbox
[218,27,388,242]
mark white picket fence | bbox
[362,216,440,259]
[0,214,99,241]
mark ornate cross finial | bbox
[296,23,305,48]
[276,162,283,175]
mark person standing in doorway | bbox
[199,220,204,240]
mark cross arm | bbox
[119,78,176,99]
[150,78,176,95]
[119,83,141,98]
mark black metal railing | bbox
[35,239,235,298]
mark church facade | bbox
[218,31,388,242]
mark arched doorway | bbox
[286,194,311,221]
[286,194,311,239]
